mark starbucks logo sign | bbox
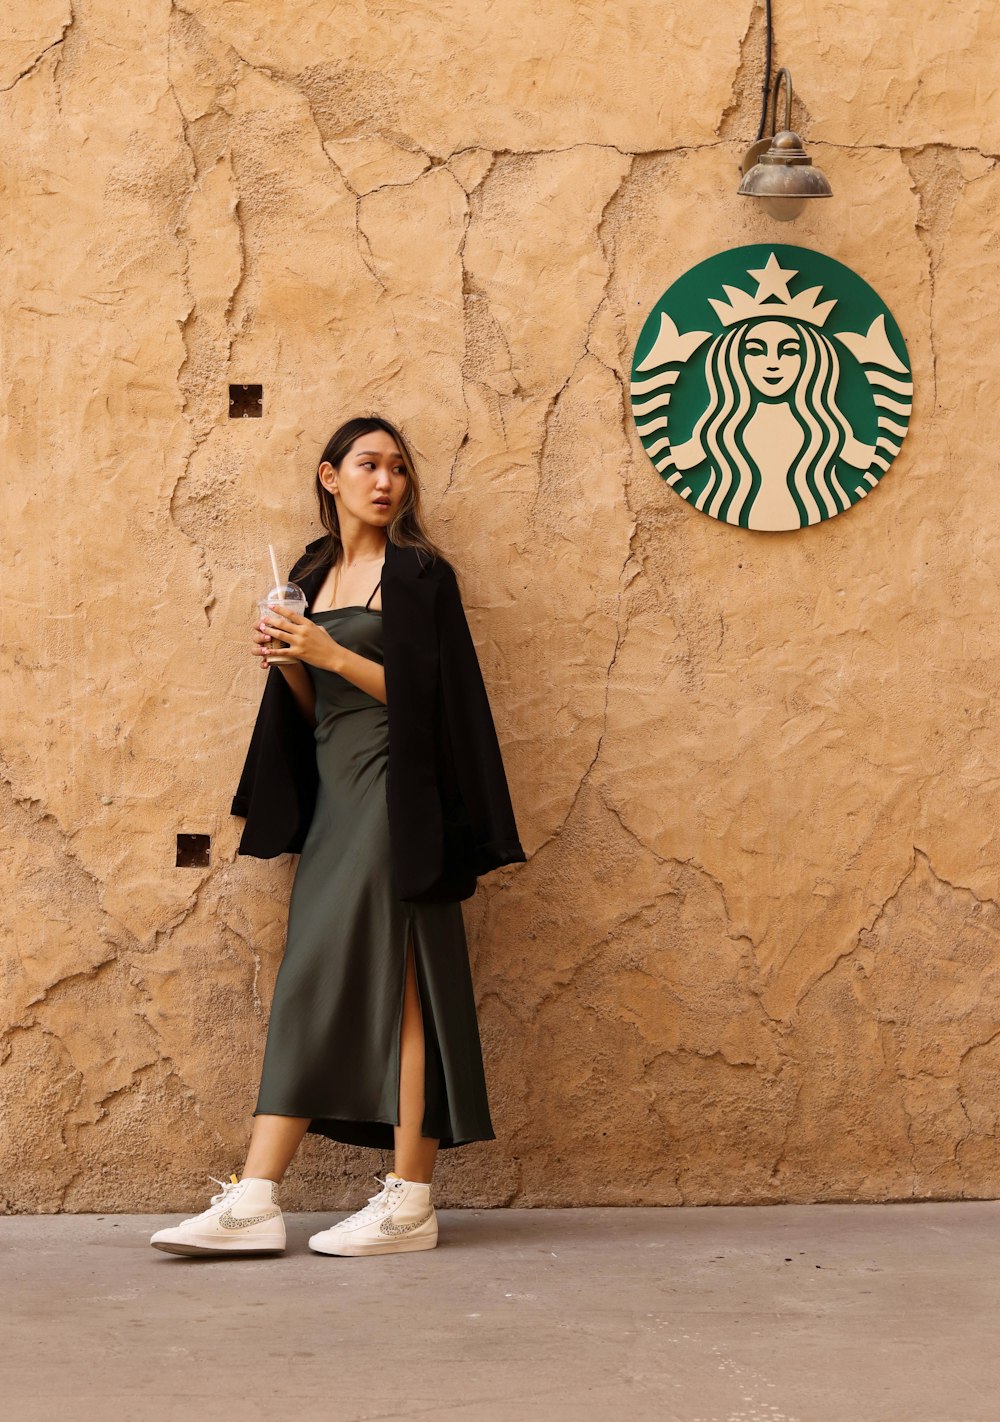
[630,244,912,530]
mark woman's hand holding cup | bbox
[252,620,276,670]
[254,608,343,674]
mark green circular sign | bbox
[630,244,912,530]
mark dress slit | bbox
[394,915,446,1142]
[391,921,409,1131]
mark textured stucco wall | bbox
[3,1,999,1211]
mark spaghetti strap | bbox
[364,577,381,610]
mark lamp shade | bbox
[738,130,833,220]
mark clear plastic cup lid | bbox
[263,582,309,606]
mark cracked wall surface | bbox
[2,0,999,1211]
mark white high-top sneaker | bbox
[150,1174,286,1256]
[308,1171,438,1256]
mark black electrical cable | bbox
[755,0,774,141]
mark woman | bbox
[150,416,526,1259]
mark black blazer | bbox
[230,534,527,902]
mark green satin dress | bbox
[252,582,496,1151]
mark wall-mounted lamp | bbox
[738,67,832,221]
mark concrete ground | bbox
[3,1201,999,1422]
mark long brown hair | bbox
[295,416,454,584]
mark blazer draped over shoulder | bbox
[230,535,527,903]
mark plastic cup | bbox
[258,582,308,665]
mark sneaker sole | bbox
[308,1232,438,1257]
[150,1237,286,1256]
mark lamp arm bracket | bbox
[769,66,794,138]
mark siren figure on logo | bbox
[631,252,912,531]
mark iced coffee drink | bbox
[257,582,308,665]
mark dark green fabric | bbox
[253,607,496,1150]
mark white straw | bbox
[268,542,282,592]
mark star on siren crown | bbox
[708,252,837,329]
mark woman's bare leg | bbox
[393,930,440,1184]
[242,1115,311,1183]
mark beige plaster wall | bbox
[3,1,999,1211]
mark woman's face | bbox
[742,321,802,398]
[319,429,409,526]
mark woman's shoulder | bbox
[289,535,331,583]
[385,541,458,584]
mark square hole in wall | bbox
[229,384,262,417]
[177,833,211,868]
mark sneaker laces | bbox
[205,1174,244,1213]
[339,1173,400,1227]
